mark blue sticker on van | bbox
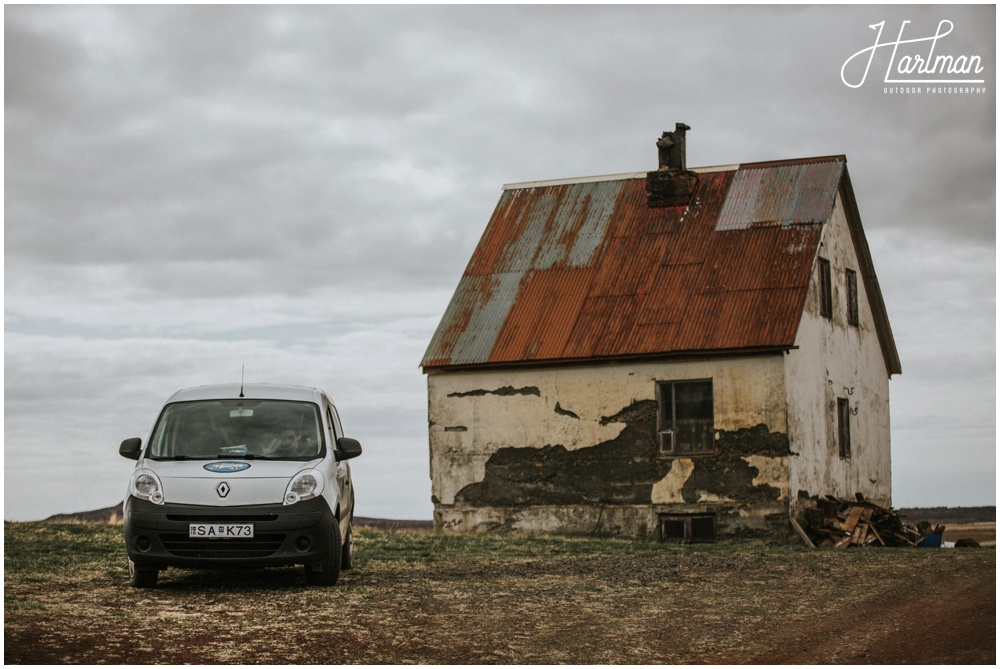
[204,462,251,473]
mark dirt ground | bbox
[4,531,994,665]
[741,553,994,664]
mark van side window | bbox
[330,406,345,437]
[326,408,338,446]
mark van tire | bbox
[341,523,354,570]
[305,522,342,586]
[128,559,158,588]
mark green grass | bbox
[3,519,977,581]
[4,522,125,581]
[354,525,687,563]
[2,519,691,584]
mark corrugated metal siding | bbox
[422,156,845,369]
[716,159,844,231]
[491,268,592,361]
[535,179,620,270]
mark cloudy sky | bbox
[5,5,995,521]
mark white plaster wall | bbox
[785,193,893,508]
[427,355,788,507]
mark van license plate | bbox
[189,523,254,539]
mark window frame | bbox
[818,257,833,319]
[837,397,852,459]
[656,379,715,456]
[846,268,859,327]
[659,513,716,543]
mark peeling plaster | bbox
[454,399,791,515]
[554,402,580,419]
[695,491,734,503]
[744,454,790,502]
[651,459,694,504]
[428,357,807,542]
[448,386,541,398]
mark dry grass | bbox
[942,522,995,546]
[4,521,995,664]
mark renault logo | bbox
[216,482,231,498]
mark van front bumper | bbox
[124,496,336,570]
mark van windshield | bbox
[148,399,324,461]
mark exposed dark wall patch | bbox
[681,424,790,504]
[599,401,657,426]
[554,402,580,419]
[455,403,789,510]
[716,508,790,542]
[448,386,541,398]
[444,426,468,432]
[457,399,659,506]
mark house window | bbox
[846,269,859,327]
[837,398,852,458]
[818,257,833,319]
[657,380,714,455]
[659,514,716,543]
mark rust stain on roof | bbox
[422,155,897,372]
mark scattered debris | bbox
[803,493,924,547]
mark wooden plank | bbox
[789,515,815,548]
[842,505,865,533]
[851,523,868,546]
[850,508,874,545]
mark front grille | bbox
[161,533,286,559]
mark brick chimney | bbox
[646,123,698,207]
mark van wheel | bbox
[341,523,354,570]
[305,522,342,586]
[128,558,158,588]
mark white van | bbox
[119,384,361,588]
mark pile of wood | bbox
[802,493,924,548]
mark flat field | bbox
[4,522,995,664]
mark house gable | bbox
[838,166,902,376]
[784,187,895,507]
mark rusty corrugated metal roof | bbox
[422,155,898,373]
[715,159,843,230]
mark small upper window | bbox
[818,257,833,319]
[837,398,852,458]
[657,380,714,455]
[846,269,859,327]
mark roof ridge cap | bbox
[738,155,847,169]
[501,156,848,191]
[502,164,741,191]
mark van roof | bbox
[165,384,329,405]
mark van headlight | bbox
[284,469,325,505]
[129,469,164,505]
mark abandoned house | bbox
[420,124,901,543]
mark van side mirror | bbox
[119,437,142,460]
[335,437,362,461]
